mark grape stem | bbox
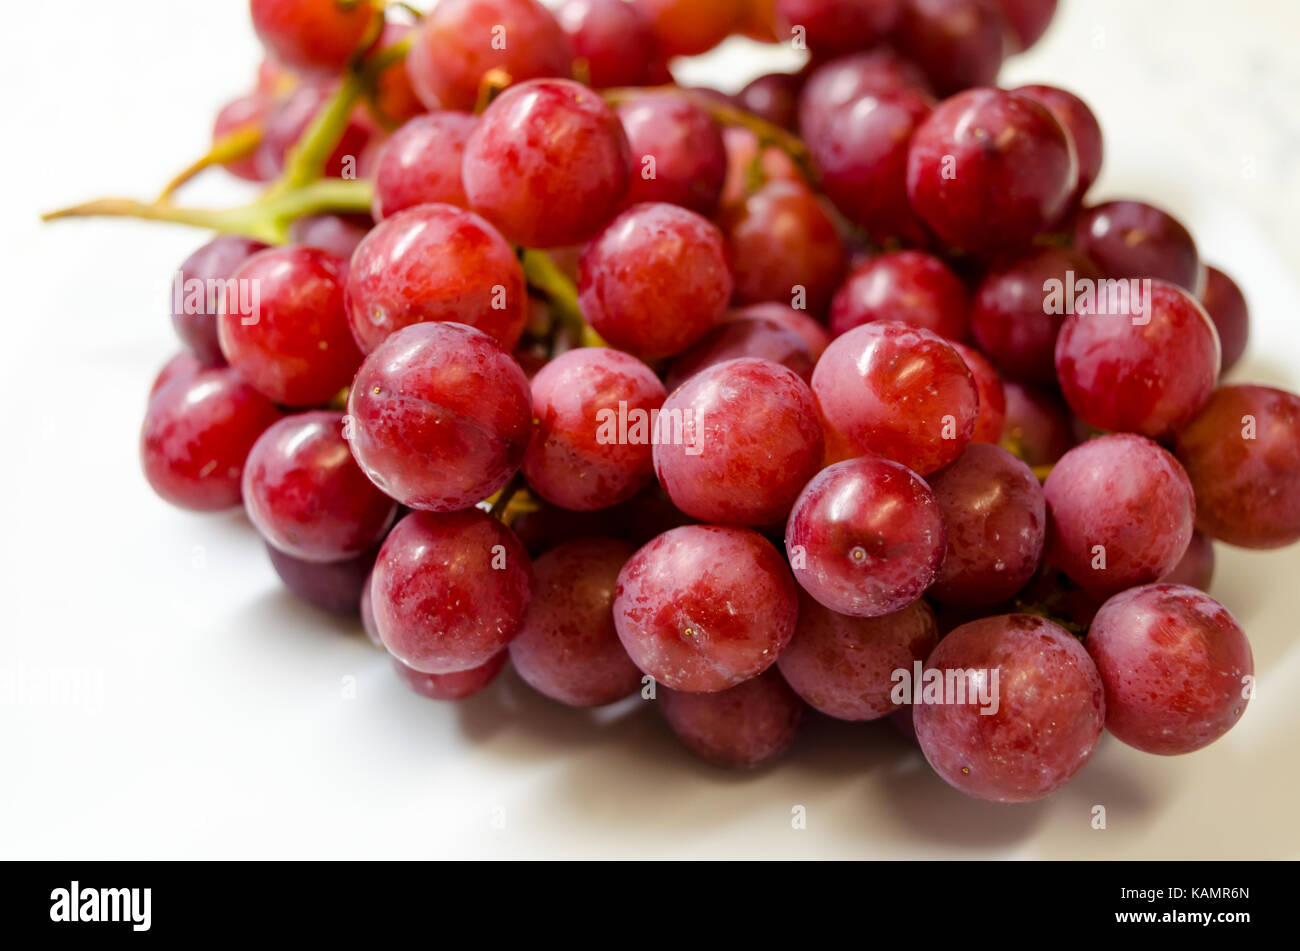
[521,249,604,349]
[157,123,263,204]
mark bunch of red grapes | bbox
[128,0,1298,803]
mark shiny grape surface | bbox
[658,668,805,768]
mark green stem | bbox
[157,123,263,203]
[275,72,365,192]
[521,249,603,348]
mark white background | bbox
[2,0,1299,859]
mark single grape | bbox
[1086,584,1252,755]
[286,214,372,261]
[613,525,798,692]
[906,86,1076,254]
[369,23,425,125]
[927,443,1045,606]
[637,0,746,57]
[150,352,204,400]
[392,652,508,701]
[616,91,727,217]
[171,235,268,366]
[719,126,806,207]
[664,316,814,390]
[658,668,805,768]
[1071,200,1201,292]
[371,113,477,220]
[406,0,574,112]
[1044,434,1195,598]
[786,455,946,617]
[829,250,969,341]
[720,180,847,314]
[773,0,902,58]
[735,72,803,131]
[1160,531,1215,591]
[243,411,398,563]
[726,303,830,360]
[372,509,531,673]
[950,343,1006,444]
[463,78,631,248]
[348,322,533,513]
[523,348,666,512]
[255,81,378,180]
[970,246,1098,384]
[1055,278,1220,439]
[578,202,732,359]
[914,614,1105,803]
[555,0,659,88]
[213,93,271,182]
[1013,84,1103,208]
[266,541,379,616]
[1198,264,1250,373]
[249,0,381,74]
[994,0,1058,51]
[654,358,824,526]
[891,0,1007,96]
[813,322,978,474]
[999,381,1076,466]
[141,368,283,512]
[344,203,527,354]
[798,48,934,145]
[778,590,937,720]
[1174,384,1300,549]
[510,538,644,706]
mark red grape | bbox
[798,48,934,144]
[1000,381,1076,466]
[578,202,732,359]
[950,342,1006,444]
[778,590,937,720]
[637,0,745,57]
[243,411,397,563]
[1086,584,1252,755]
[829,251,969,341]
[249,0,381,74]
[1013,84,1103,208]
[665,316,815,389]
[256,82,378,180]
[719,125,806,207]
[726,303,830,360]
[995,0,1057,51]
[658,668,805,768]
[171,235,269,366]
[914,614,1104,802]
[613,525,798,692]
[463,78,631,248]
[150,352,204,400]
[891,0,1007,96]
[347,322,532,512]
[219,246,362,407]
[141,368,283,512]
[1072,200,1201,292]
[266,541,378,616]
[1199,264,1250,373]
[1160,530,1215,591]
[392,652,508,701]
[813,322,978,474]
[510,538,644,706]
[1174,384,1300,549]
[616,91,727,216]
[773,0,902,58]
[556,0,659,89]
[213,94,271,182]
[344,203,527,354]
[523,347,666,511]
[1044,434,1195,598]
[371,509,531,673]
[371,113,477,220]
[654,358,824,526]
[736,72,803,131]
[1055,278,1220,439]
[287,214,372,261]
[786,455,946,617]
[370,23,424,125]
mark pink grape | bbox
[950,342,1006,444]
[393,653,508,701]
[658,668,805,768]
[371,113,477,220]
[1199,264,1250,373]
[829,250,969,341]
[664,316,815,390]
[616,91,727,216]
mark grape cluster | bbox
[114,0,1297,804]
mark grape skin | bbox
[266,542,379,617]
[658,668,806,768]
[171,236,268,366]
[371,113,477,220]
[616,91,727,217]
[392,653,508,702]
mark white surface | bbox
[3,0,1300,859]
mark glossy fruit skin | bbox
[171,236,269,366]
[721,181,847,314]
[1044,434,1196,598]
[914,614,1105,803]
[579,203,732,359]
[243,412,398,563]
[613,525,798,693]
[141,368,283,512]
[1013,84,1102,207]
[1160,531,1215,591]
[927,443,1045,606]
[1174,385,1300,549]
[393,652,508,701]
[798,48,934,145]
[213,94,272,182]
[463,79,631,248]
[150,352,205,400]
[256,82,377,180]
[773,0,902,58]
[638,0,745,57]
[786,455,946,617]
[371,509,532,673]
[950,343,1006,444]
[654,359,824,527]
[779,591,937,720]
[665,316,814,389]
[658,668,805,768]
[287,214,372,261]
[813,322,978,475]
[830,251,969,341]
[1055,279,1221,440]
[510,538,644,706]
[371,113,477,220]
[995,0,1057,51]
[370,23,425,125]
[1198,264,1250,373]
[523,348,666,512]
[719,126,806,207]
[906,87,1076,254]
[616,92,727,216]
[1072,200,1201,292]
[250,0,381,74]
[891,0,1007,96]
[555,0,658,88]
[1000,381,1076,466]
[218,246,362,407]
[344,203,527,354]
[1086,584,1252,755]
[806,86,932,245]
[736,72,803,131]
[348,322,533,512]
[726,303,830,360]
[266,541,378,616]
[405,0,574,112]
[971,246,1098,383]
